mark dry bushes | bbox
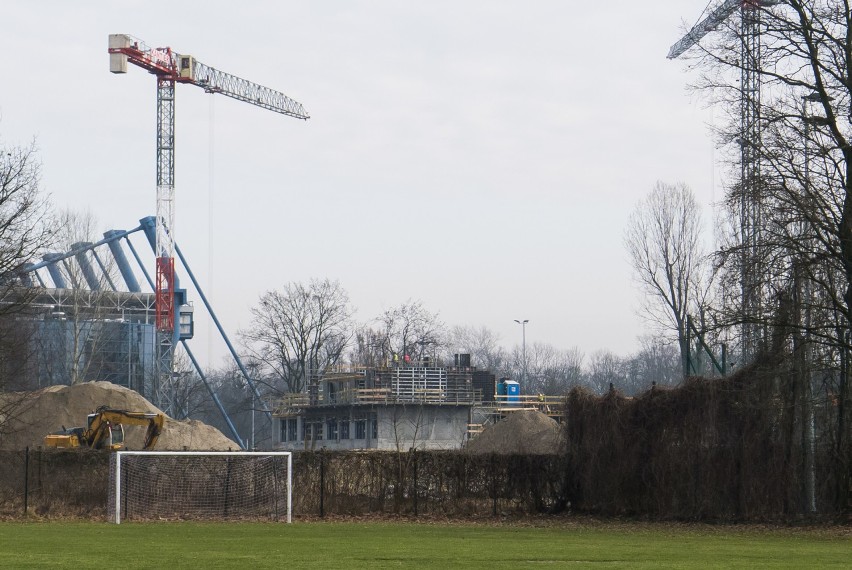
[0,449,110,518]
[296,451,568,517]
[0,449,568,520]
[563,353,850,520]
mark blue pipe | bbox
[125,237,154,291]
[104,230,141,292]
[173,242,272,422]
[90,249,118,292]
[180,339,246,450]
[34,271,46,287]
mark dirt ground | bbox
[464,410,562,454]
[0,381,238,451]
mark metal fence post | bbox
[23,447,29,517]
[319,451,325,518]
[412,449,418,517]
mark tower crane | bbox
[108,35,309,413]
[668,1,779,361]
[108,34,309,335]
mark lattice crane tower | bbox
[668,1,779,361]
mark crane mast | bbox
[668,2,777,362]
[108,34,308,408]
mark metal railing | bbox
[269,387,483,414]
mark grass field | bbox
[0,519,848,569]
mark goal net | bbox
[108,451,292,523]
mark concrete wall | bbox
[375,406,469,450]
[273,404,471,451]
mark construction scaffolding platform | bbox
[269,364,483,414]
[483,395,564,420]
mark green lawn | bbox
[0,520,848,569]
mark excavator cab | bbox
[86,412,125,450]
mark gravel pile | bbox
[0,381,237,451]
[465,409,562,455]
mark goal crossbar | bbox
[111,451,292,524]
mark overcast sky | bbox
[1,1,721,369]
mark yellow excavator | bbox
[43,406,165,451]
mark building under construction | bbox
[271,355,497,451]
[269,355,564,452]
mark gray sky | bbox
[1,1,720,368]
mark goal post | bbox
[109,451,292,524]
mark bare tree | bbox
[375,299,444,363]
[509,342,584,395]
[348,325,387,367]
[681,1,852,512]
[241,279,353,394]
[585,349,626,395]
[622,336,681,395]
[0,134,54,435]
[0,137,53,290]
[686,2,852,346]
[625,181,706,376]
[445,324,507,373]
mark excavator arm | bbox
[86,407,165,450]
[44,406,165,450]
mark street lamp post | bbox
[514,319,528,389]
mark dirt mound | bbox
[465,410,562,455]
[0,381,238,451]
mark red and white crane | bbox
[108,34,309,334]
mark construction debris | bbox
[0,381,237,451]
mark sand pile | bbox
[0,381,237,451]
[465,410,562,455]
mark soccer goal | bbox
[108,451,292,524]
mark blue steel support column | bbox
[173,242,272,422]
[90,249,118,291]
[42,253,67,289]
[180,339,246,449]
[140,216,157,251]
[104,230,141,292]
[71,242,101,290]
[19,263,34,287]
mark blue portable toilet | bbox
[504,380,520,404]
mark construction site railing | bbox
[269,387,483,414]
[486,394,564,417]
